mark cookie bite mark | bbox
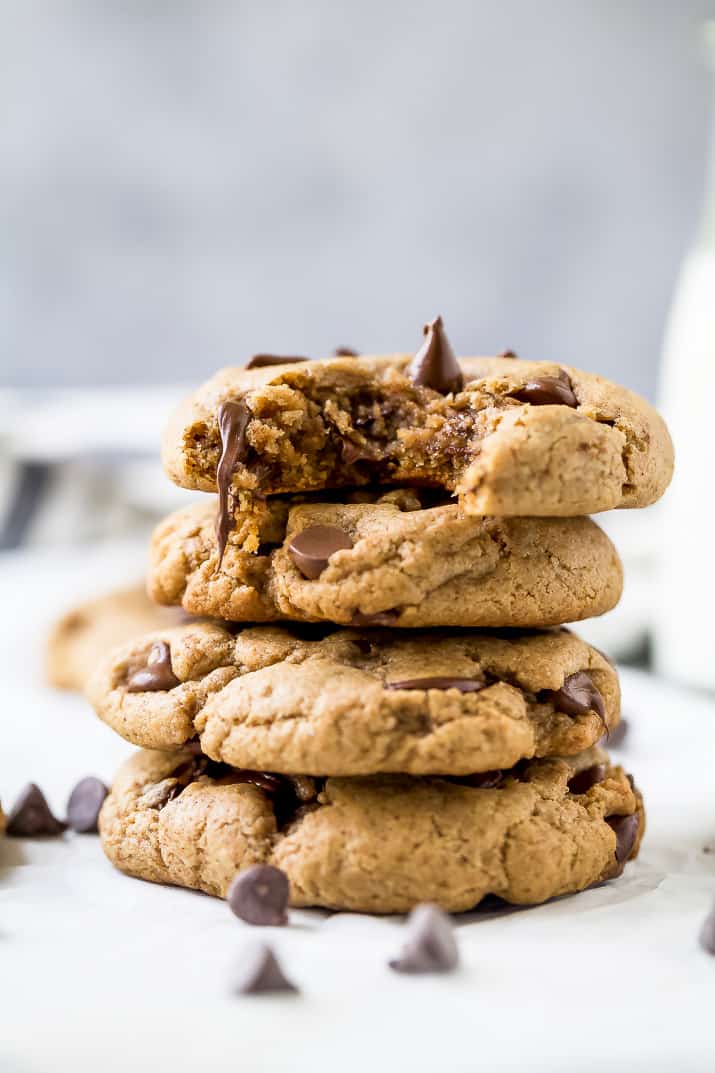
[126,641,180,692]
[163,344,673,517]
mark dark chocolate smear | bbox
[233,942,298,994]
[606,813,639,862]
[389,904,459,974]
[288,524,354,580]
[245,354,309,369]
[6,783,67,837]
[126,641,180,693]
[568,763,607,795]
[545,671,605,720]
[386,676,486,693]
[408,315,463,394]
[227,865,290,926]
[66,776,109,833]
[215,399,250,567]
[508,370,578,407]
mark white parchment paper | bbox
[1,545,714,1073]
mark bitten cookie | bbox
[46,584,189,692]
[148,490,623,628]
[86,622,619,775]
[162,340,673,529]
[99,745,644,912]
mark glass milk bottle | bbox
[654,24,715,688]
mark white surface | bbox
[1,545,715,1073]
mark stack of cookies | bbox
[87,319,673,914]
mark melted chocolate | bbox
[126,642,180,693]
[215,399,250,567]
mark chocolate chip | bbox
[66,776,109,833]
[6,784,67,837]
[386,676,486,694]
[698,903,715,955]
[227,865,290,926]
[568,763,607,795]
[233,942,298,994]
[389,904,459,974]
[546,671,605,720]
[245,354,309,369]
[126,641,180,693]
[333,346,359,357]
[606,813,639,862]
[408,315,463,395]
[288,524,354,580]
[508,371,578,408]
[498,349,519,359]
[215,399,251,566]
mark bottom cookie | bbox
[99,746,643,913]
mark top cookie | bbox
[162,327,673,525]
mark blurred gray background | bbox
[2,0,714,398]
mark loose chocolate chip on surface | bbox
[698,903,715,955]
[408,315,464,395]
[245,354,309,369]
[6,784,67,837]
[126,641,180,693]
[386,676,486,694]
[508,371,577,407]
[547,671,605,720]
[333,346,359,356]
[606,813,639,862]
[288,524,354,580]
[389,904,459,974]
[228,865,290,926]
[498,349,519,358]
[568,763,607,795]
[215,399,251,566]
[66,776,109,833]
[234,942,298,994]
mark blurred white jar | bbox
[654,24,715,688]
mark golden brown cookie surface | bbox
[161,354,673,517]
[148,492,622,628]
[87,622,619,775]
[99,745,644,912]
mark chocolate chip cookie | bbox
[46,584,188,692]
[161,335,673,540]
[148,491,622,628]
[86,621,619,775]
[99,744,643,912]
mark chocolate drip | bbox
[215,400,250,567]
[126,641,180,693]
